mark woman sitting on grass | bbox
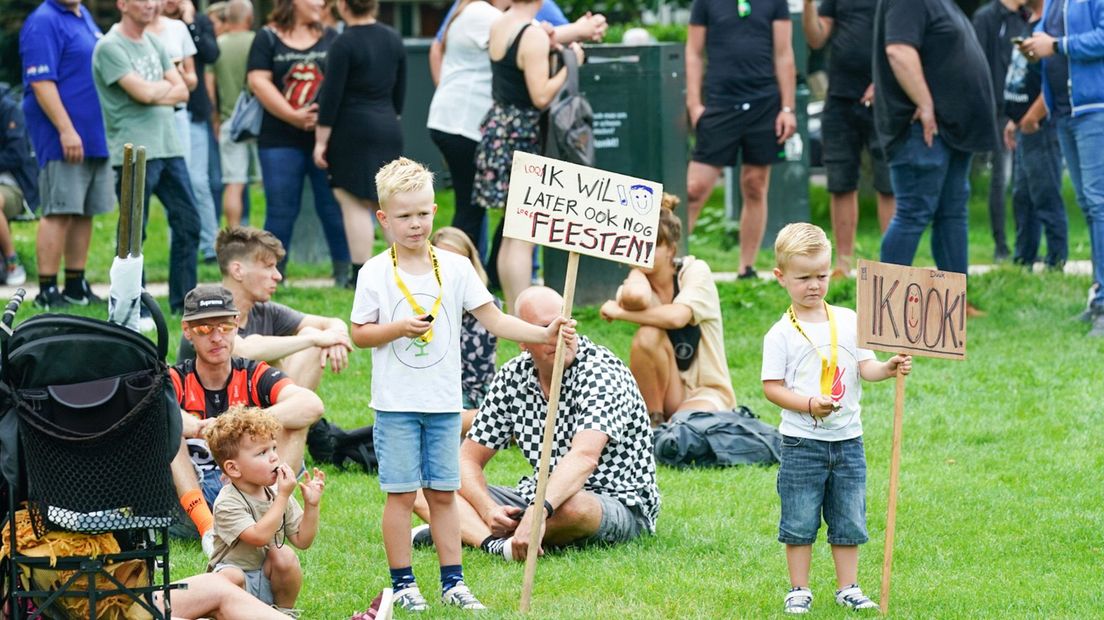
[600,194,736,425]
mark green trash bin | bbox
[542,43,688,306]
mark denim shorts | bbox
[487,485,649,546]
[214,564,273,604]
[777,435,868,546]
[374,411,461,493]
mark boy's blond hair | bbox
[203,405,282,468]
[774,222,832,269]
[375,157,434,208]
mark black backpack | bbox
[306,417,377,472]
[652,407,782,468]
[544,49,595,166]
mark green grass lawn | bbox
[7,179,1102,618]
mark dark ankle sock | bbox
[64,269,84,292]
[440,564,463,592]
[389,566,416,592]
[39,274,57,290]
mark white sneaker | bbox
[835,584,878,610]
[201,529,215,558]
[394,584,428,612]
[442,582,486,610]
[784,587,813,614]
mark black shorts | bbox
[692,95,783,167]
[821,95,893,195]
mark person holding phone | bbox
[247,0,351,286]
[971,0,1032,262]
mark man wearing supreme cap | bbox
[168,284,323,548]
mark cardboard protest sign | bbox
[504,151,663,268]
[856,260,968,360]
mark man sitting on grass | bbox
[205,405,326,616]
[413,286,659,560]
[178,226,353,391]
[169,285,324,552]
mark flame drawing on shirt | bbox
[830,365,846,402]
[283,61,322,109]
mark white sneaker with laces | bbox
[835,584,878,610]
[784,587,813,614]
[442,582,487,610]
[394,584,428,612]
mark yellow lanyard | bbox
[787,302,838,396]
[390,243,443,344]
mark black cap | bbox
[182,285,240,321]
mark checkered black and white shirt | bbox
[468,337,660,532]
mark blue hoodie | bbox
[1039,0,1104,117]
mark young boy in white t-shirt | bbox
[350,157,574,612]
[761,223,912,615]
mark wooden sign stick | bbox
[116,144,134,258]
[519,251,579,613]
[880,368,906,614]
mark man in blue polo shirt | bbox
[20,0,114,310]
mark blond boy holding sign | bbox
[349,157,573,613]
[761,223,911,615]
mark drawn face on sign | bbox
[283,61,321,109]
[388,295,452,369]
[628,184,655,216]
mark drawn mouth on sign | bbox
[907,293,920,329]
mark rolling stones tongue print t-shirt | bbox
[246,27,338,150]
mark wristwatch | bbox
[1053,39,1061,54]
[782,106,794,114]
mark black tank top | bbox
[491,23,535,109]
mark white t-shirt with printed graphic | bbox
[351,247,494,413]
[761,305,876,441]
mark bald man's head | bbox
[515,286,563,324]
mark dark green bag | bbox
[652,407,781,468]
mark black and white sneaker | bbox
[784,587,813,614]
[63,279,104,306]
[835,584,877,610]
[411,524,434,548]
[34,285,70,310]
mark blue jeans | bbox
[258,146,349,265]
[373,411,461,493]
[777,435,868,546]
[1013,122,1068,267]
[189,120,219,258]
[881,124,973,275]
[1055,113,1104,309]
[114,156,199,312]
[207,118,222,218]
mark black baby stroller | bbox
[0,290,183,619]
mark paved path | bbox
[0,260,1091,303]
